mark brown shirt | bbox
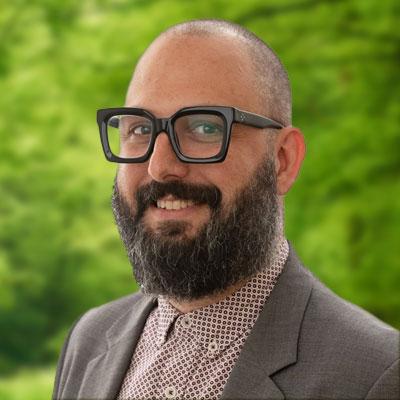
[117,239,289,399]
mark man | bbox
[53,20,399,400]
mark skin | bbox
[117,33,306,313]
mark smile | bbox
[156,198,195,210]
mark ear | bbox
[274,127,306,195]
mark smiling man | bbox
[53,20,399,400]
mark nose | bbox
[147,132,189,182]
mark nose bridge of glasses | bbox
[152,117,176,155]
[154,117,169,136]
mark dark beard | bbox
[111,157,280,301]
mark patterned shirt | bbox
[117,239,289,400]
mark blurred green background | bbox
[0,0,399,398]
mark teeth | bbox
[156,199,195,210]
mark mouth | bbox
[156,198,196,211]
[145,195,210,229]
[156,199,194,210]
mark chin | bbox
[152,220,195,239]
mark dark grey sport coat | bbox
[53,246,400,399]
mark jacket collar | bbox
[78,244,313,400]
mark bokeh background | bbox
[0,0,399,398]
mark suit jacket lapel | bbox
[77,293,156,400]
[222,246,314,399]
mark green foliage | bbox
[0,0,399,388]
[0,366,53,400]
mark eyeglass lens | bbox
[106,113,225,159]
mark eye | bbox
[191,122,222,135]
[128,124,152,136]
[174,114,225,145]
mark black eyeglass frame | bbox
[97,106,284,164]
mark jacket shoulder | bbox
[71,292,146,345]
[271,251,399,399]
[307,276,399,358]
[292,273,399,398]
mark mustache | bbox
[134,180,222,220]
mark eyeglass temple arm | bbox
[234,108,284,129]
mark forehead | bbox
[126,34,260,115]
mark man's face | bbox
[117,34,276,238]
[114,34,282,299]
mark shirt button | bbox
[207,339,219,356]
[164,386,177,399]
[181,315,192,328]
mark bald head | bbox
[127,19,292,126]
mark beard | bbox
[111,157,281,301]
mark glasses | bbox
[97,105,284,163]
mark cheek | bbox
[117,164,149,206]
[214,136,270,203]
[203,158,253,208]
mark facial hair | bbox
[111,157,281,301]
